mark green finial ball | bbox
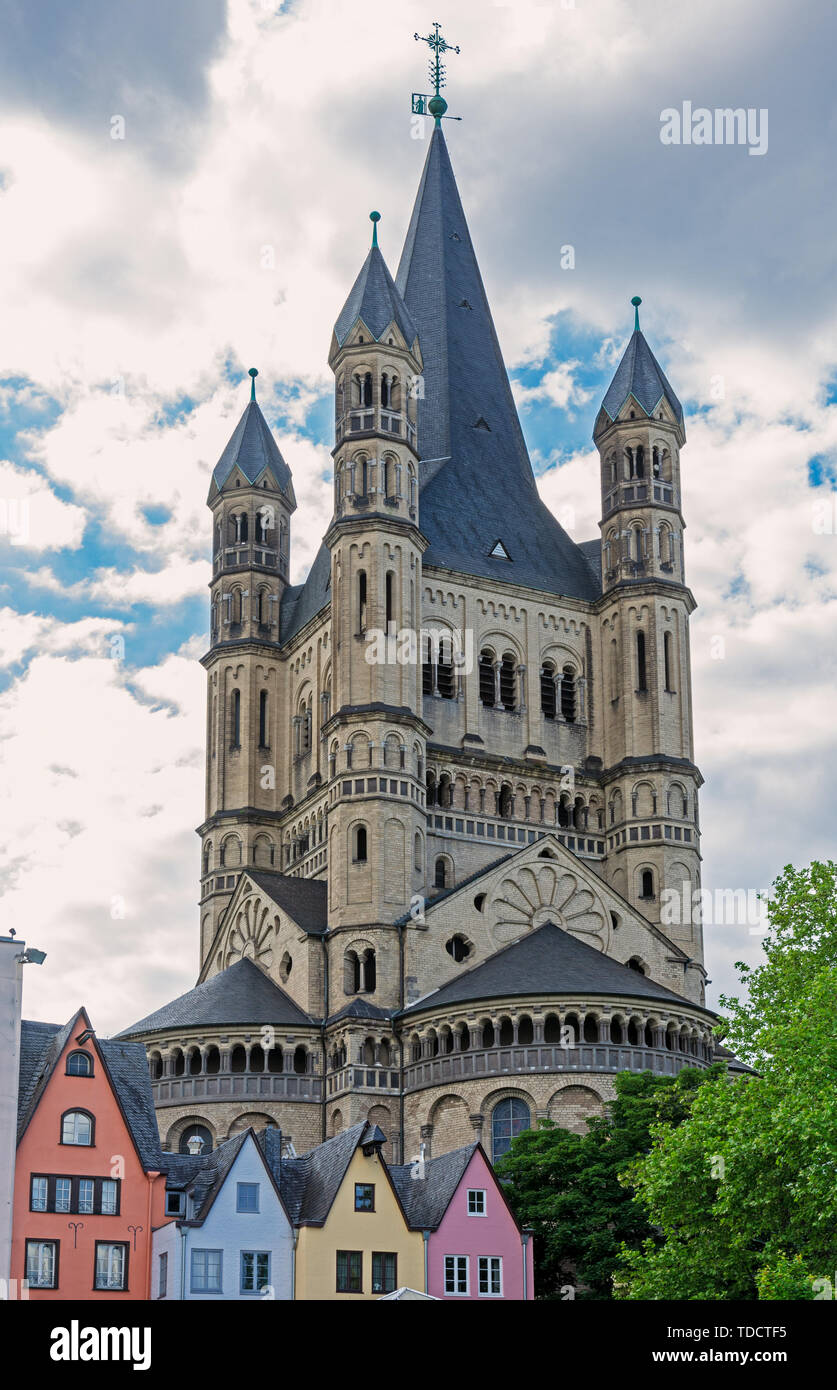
[248,366,258,401]
[428,94,448,119]
[370,210,381,246]
[631,295,642,330]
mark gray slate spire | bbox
[600,329,684,430]
[395,125,599,601]
[333,243,418,350]
[210,399,294,497]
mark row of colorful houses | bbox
[7,1001,534,1300]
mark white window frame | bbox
[478,1255,503,1298]
[467,1188,487,1216]
[444,1254,469,1296]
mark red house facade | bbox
[12,1008,166,1300]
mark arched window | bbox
[479,650,496,707]
[652,446,661,478]
[66,1052,92,1077]
[293,1046,307,1074]
[664,630,674,692]
[437,635,455,699]
[362,372,372,407]
[434,856,448,890]
[636,631,647,692]
[540,662,557,719]
[344,950,361,994]
[357,570,367,632]
[640,868,655,900]
[491,1098,530,1162]
[627,957,647,975]
[633,524,644,564]
[635,444,645,478]
[498,784,513,819]
[384,456,397,499]
[231,688,241,748]
[414,831,423,872]
[381,372,390,408]
[561,666,577,722]
[385,571,394,629]
[408,465,417,510]
[179,1124,212,1155]
[353,825,368,863]
[499,653,517,710]
[259,690,268,747]
[362,948,376,993]
[61,1110,94,1146]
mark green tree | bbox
[617,860,837,1300]
[495,1066,717,1299]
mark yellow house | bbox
[293,1123,424,1299]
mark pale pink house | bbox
[392,1143,535,1300]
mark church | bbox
[120,84,721,1167]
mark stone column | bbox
[420,1124,434,1161]
[469,1113,485,1146]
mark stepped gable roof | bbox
[334,242,418,350]
[210,399,294,495]
[17,1013,162,1169]
[600,328,684,428]
[399,920,693,1016]
[117,957,316,1038]
[245,870,328,935]
[395,126,599,603]
[389,1143,479,1229]
[279,541,331,644]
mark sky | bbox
[1,0,836,1034]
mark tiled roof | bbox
[394,127,600,603]
[334,244,418,350]
[399,920,692,1015]
[600,329,684,427]
[210,399,294,494]
[117,957,317,1037]
[245,870,328,935]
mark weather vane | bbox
[412,22,462,124]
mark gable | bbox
[193,1135,292,1235]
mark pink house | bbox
[393,1143,534,1300]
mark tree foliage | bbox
[616,861,837,1300]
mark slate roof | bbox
[600,329,684,428]
[334,244,418,350]
[389,1143,478,1229]
[394,127,600,603]
[399,920,694,1016]
[327,998,395,1024]
[181,1130,249,1221]
[245,870,328,935]
[117,957,317,1038]
[280,1121,370,1225]
[17,1015,163,1170]
[578,537,602,585]
[279,541,331,644]
[210,399,294,495]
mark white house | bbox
[152,1128,294,1300]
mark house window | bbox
[29,1174,121,1215]
[158,1252,168,1299]
[30,1176,48,1212]
[354,1183,375,1212]
[165,1191,185,1217]
[372,1252,397,1294]
[237,1182,260,1213]
[336,1249,363,1293]
[60,1110,93,1146]
[444,1255,469,1295]
[353,825,368,863]
[478,1255,503,1297]
[25,1240,58,1289]
[191,1249,223,1294]
[240,1251,271,1295]
[467,1189,487,1216]
[66,1051,93,1076]
[94,1241,129,1291]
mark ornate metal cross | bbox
[414,22,460,99]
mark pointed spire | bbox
[333,218,417,350]
[598,301,684,432]
[210,379,295,499]
[395,125,600,603]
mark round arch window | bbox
[491,1097,530,1162]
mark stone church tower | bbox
[122,97,723,1167]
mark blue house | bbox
[152,1127,294,1300]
